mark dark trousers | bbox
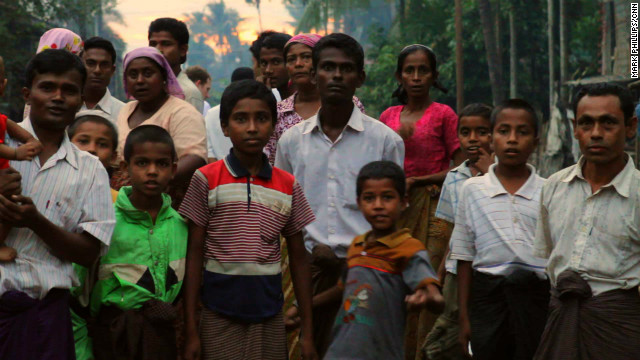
[469,270,549,360]
[0,289,75,360]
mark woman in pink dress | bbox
[380,44,465,359]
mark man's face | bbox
[23,70,84,131]
[82,48,115,92]
[196,78,211,100]
[573,95,637,165]
[313,47,365,104]
[149,31,187,70]
[259,47,288,90]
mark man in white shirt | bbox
[275,33,404,357]
[533,83,640,360]
[80,37,125,125]
[148,18,204,113]
[186,65,212,116]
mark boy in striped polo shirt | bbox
[451,99,549,360]
[180,80,317,360]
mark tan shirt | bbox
[116,95,207,162]
[534,156,640,295]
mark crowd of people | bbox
[0,15,638,360]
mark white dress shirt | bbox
[0,118,116,299]
[275,105,405,257]
[450,163,547,277]
[204,104,233,160]
[534,156,640,296]
[79,88,125,126]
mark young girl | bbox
[379,44,465,357]
[263,33,365,165]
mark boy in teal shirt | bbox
[90,125,187,360]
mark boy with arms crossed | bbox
[181,80,317,360]
[533,83,640,360]
[452,99,548,360]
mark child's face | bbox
[70,120,116,169]
[259,47,289,90]
[125,58,166,103]
[573,95,637,165]
[357,178,406,232]
[492,109,538,167]
[222,98,274,157]
[126,141,176,198]
[285,43,314,88]
[458,116,491,162]
[313,48,364,104]
[149,31,186,68]
[23,70,83,131]
[396,50,434,100]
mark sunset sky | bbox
[110,0,296,52]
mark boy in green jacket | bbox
[90,125,187,360]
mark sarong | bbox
[423,273,465,360]
[200,307,287,360]
[399,184,449,360]
[0,289,75,360]
[90,299,178,360]
[470,270,549,360]
[534,270,640,360]
[308,243,347,358]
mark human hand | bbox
[0,167,22,197]
[301,337,319,360]
[405,288,428,311]
[0,194,40,228]
[284,305,301,331]
[470,148,494,175]
[183,330,201,360]
[15,140,42,161]
[406,177,416,193]
[459,315,472,358]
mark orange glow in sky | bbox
[110,0,296,53]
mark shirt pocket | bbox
[589,215,638,278]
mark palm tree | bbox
[246,0,264,32]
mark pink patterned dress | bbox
[379,102,460,177]
[265,93,365,165]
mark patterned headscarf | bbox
[37,28,83,54]
[122,47,185,100]
[284,33,323,54]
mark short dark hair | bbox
[219,79,277,127]
[231,67,255,82]
[490,99,539,137]
[83,37,117,64]
[250,31,276,60]
[312,33,364,72]
[123,125,177,162]
[458,103,493,131]
[25,49,87,89]
[356,161,406,198]
[68,115,118,151]
[185,65,210,84]
[148,18,189,46]
[573,83,635,124]
[260,33,292,59]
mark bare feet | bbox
[0,245,17,261]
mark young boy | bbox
[274,33,404,356]
[67,110,120,360]
[533,83,640,359]
[148,17,204,113]
[180,79,317,360]
[424,103,493,360]
[0,49,115,359]
[0,55,43,262]
[451,99,548,360]
[90,125,186,360]
[324,160,444,360]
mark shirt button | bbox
[329,174,335,179]
[329,228,335,234]
[329,202,335,207]
[513,217,519,223]
[250,177,254,182]
[149,229,154,235]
